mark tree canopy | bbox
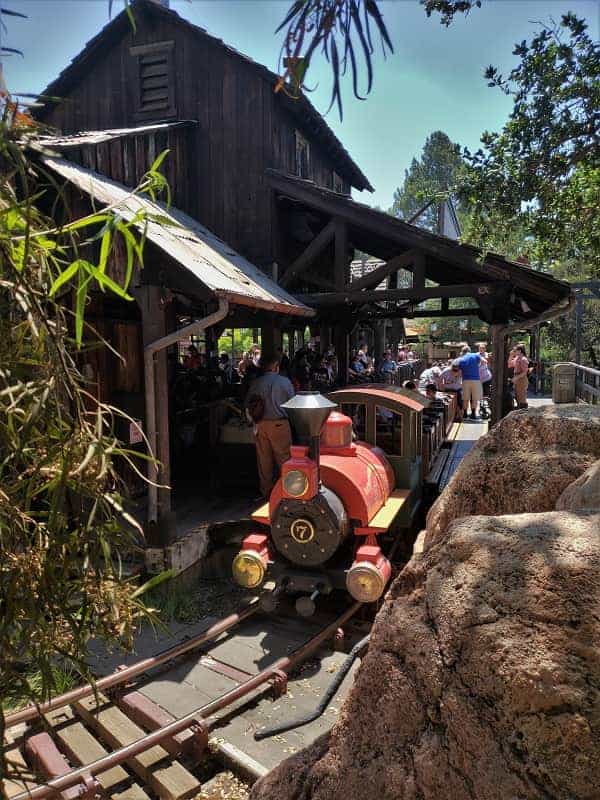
[389,130,468,230]
[461,13,600,279]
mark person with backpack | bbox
[246,353,295,499]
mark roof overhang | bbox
[40,155,313,318]
[267,169,573,324]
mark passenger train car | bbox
[231,385,457,614]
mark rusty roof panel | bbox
[41,155,313,318]
[32,121,194,149]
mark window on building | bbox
[332,171,345,194]
[131,41,176,119]
[295,131,310,179]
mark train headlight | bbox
[283,469,309,498]
[232,550,265,589]
[346,561,386,603]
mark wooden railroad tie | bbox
[74,693,201,800]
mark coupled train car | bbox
[231,385,457,614]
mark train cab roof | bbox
[328,384,428,414]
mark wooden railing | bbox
[575,363,600,404]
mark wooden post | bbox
[261,324,282,356]
[412,251,425,289]
[334,326,349,386]
[139,285,173,543]
[490,323,507,426]
[334,218,349,290]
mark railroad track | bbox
[2,600,363,800]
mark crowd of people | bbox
[180,337,531,498]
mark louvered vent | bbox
[131,41,176,119]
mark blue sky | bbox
[3,0,598,208]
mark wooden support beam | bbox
[303,271,336,291]
[348,249,418,291]
[334,218,349,290]
[280,219,336,288]
[353,306,482,321]
[412,251,426,289]
[299,283,499,307]
[490,323,507,426]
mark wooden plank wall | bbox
[42,10,356,273]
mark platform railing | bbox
[575,363,600,404]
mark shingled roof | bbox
[35,0,372,193]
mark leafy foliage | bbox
[0,116,166,746]
[276,0,482,117]
[276,0,394,119]
[461,13,600,279]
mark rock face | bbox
[556,459,600,511]
[251,510,600,800]
[425,404,600,548]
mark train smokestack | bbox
[282,391,336,466]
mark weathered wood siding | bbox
[42,11,351,271]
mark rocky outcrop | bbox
[556,459,600,511]
[251,510,600,800]
[425,404,600,547]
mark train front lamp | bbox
[283,469,309,498]
[346,561,387,603]
[232,551,266,589]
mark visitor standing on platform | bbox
[457,345,482,420]
[247,353,295,499]
[509,345,530,409]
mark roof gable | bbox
[36,0,372,192]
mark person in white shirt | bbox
[418,364,442,390]
[439,361,464,420]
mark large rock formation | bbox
[556,459,600,511]
[251,510,600,800]
[425,404,600,547]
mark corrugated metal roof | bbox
[41,155,313,318]
[32,121,193,149]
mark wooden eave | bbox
[267,170,573,323]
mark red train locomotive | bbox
[231,386,456,614]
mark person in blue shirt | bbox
[457,345,482,420]
[379,349,397,383]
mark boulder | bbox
[556,459,600,511]
[425,404,600,548]
[251,510,600,800]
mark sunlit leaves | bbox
[276,0,394,119]
[0,121,167,725]
[460,14,600,278]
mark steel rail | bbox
[11,602,361,800]
[5,598,260,728]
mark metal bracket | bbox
[78,772,101,800]
[188,720,209,761]
[333,627,345,652]
[108,664,133,699]
[270,669,288,698]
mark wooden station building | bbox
[33,0,573,537]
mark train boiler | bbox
[231,387,433,613]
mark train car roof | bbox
[328,384,428,413]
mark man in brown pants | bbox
[247,353,295,499]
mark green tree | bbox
[389,130,468,231]
[461,13,600,280]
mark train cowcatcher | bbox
[231,385,449,615]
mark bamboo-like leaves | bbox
[276,0,394,119]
